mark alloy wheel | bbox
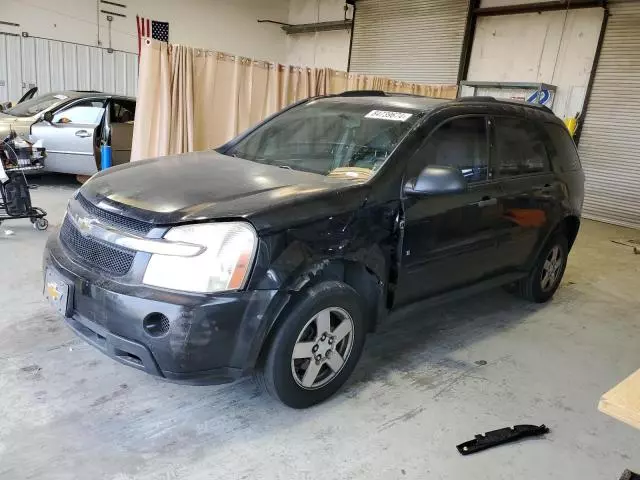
[290,307,355,390]
[541,244,564,292]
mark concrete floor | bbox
[1,175,639,480]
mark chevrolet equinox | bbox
[43,92,584,408]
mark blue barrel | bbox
[100,144,112,170]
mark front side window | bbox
[52,99,106,125]
[227,100,423,180]
[493,117,550,178]
[410,116,489,183]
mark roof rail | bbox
[338,90,387,97]
[456,96,554,114]
[457,96,497,102]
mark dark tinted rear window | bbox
[493,117,550,178]
[544,123,581,172]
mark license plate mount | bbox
[44,268,73,317]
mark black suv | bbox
[43,92,584,408]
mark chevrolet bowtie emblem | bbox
[46,282,62,301]
[76,216,94,233]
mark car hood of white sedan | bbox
[0,114,36,139]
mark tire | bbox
[255,281,366,408]
[513,233,568,303]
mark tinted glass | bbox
[544,123,581,172]
[111,100,136,123]
[493,117,550,178]
[228,100,423,180]
[53,99,106,125]
[412,116,488,182]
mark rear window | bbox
[544,123,582,172]
[492,117,550,178]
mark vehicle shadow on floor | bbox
[341,287,545,397]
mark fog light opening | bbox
[143,312,170,337]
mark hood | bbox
[80,151,369,231]
[0,113,35,138]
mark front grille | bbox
[77,194,152,236]
[60,216,136,276]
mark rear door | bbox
[33,98,106,175]
[490,116,558,271]
[395,115,504,306]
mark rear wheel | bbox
[255,281,366,408]
[512,234,568,303]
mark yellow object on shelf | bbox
[564,116,578,137]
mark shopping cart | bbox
[0,133,49,230]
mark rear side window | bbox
[111,99,136,123]
[411,116,489,183]
[492,117,550,178]
[544,123,581,172]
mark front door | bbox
[395,115,503,306]
[33,98,106,175]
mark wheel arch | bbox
[250,258,385,371]
[525,214,581,272]
[562,215,580,250]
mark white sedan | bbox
[0,90,136,175]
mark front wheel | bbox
[255,281,366,408]
[513,233,568,303]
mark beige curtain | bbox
[132,40,458,161]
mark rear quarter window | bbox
[544,123,582,172]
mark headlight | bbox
[142,222,257,293]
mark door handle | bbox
[75,130,91,138]
[471,196,497,207]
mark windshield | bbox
[6,93,70,117]
[227,100,422,180]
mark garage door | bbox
[349,0,469,84]
[0,33,138,104]
[578,0,640,229]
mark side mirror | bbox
[42,111,54,123]
[404,165,467,196]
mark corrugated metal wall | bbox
[578,0,640,229]
[0,34,23,103]
[349,0,469,84]
[0,33,138,103]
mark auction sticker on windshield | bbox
[365,110,413,122]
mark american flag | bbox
[136,16,169,55]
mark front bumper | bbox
[44,233,287,385]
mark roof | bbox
[316,92,446,111]
[315,91,557,119]
[54,90,136,100]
